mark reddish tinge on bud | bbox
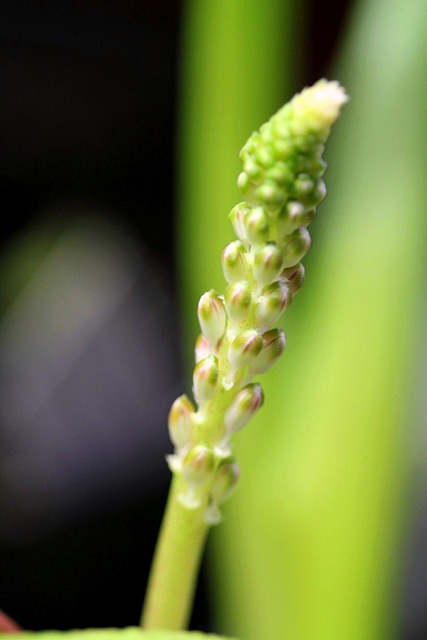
[224,383,264,433]
[224,280,252,322]
[222,240,247,283]
[228,329,263,369]
[255,281,290,329]
[195,333,211,363]
[168,394,195,451]
[210,459,240,505]
[249,328,286,375]
[182,443,215,485]
[193,355,219,403]
[197,289,227,348]
[281,228,311,268]
[281,262,305,296]
[253,242,284,288]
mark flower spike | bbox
[167,79,348,521]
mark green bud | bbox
[221,240,247,283]
[254,281,290,328]
[293,175,327,208]
[244,206,270,246]
[198,289,227,347]
[291,130,318,151]
[293,173,314,202]
[224,382,264,433]
[236,172,253,204]
[193,355,219,403]
[253,242,284,288]
[182,443,215,485]
[249,328,286,375]
[304,208,317,226]
[294,154,327,176]
[265,161,293,187]
[228,329,263,369]
[272,137,294,162]
[276,201,307,238]
[259,121,274,143]
[243,157,263,182]
[168,394,195,451]
[254,180,285,214]
[281,228,311,268]
[210,459,240,505]
[281,263,305,296]
[310,179,327,208]
[255,143,275,169]
[229,202,251,247]
[224,281,252,322]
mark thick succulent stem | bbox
[140,475,209,630]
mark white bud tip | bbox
[166,454,182,473]
[295,79,349,129]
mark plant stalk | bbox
[141,474,210,630]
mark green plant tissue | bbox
[0,629,238,640]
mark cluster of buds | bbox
[167,80,348,523]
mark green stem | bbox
[141,474,210,630]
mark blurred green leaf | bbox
[177,0,300,355]
[0,630,238,640]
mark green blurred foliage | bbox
[0,630,237,640]
[178,0,427,638]
[177,0,301,356]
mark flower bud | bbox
[243,157,263,182]
[197,289,227,347]
[224,281,252,322]
[193,355,219,403]
[224,383,263,433]
[272,137,293,162]
[255,281,290,328]
[309,179,327,207]
[253,242,284,288]
[293,174,326,208]
[255,143,275,169]
[221,240,247,283]
[281,228,311,268]
[276,200,307,238]
[254,180,285,214]
[195,333,210,363]
[210,459,240,505]
[295,154,327,176]
[303,208,317,227]
[281,263,305,296]
[244,206,270,246]
[182,443,215,486]
[236,172,253,203]
[293,173,314,202]
[168,394,195,451]
[229,202,251,246]
[265,161,293,187]
[249,328,286,375]
[228,329,263,369]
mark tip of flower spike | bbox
[293,79,349,131]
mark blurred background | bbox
[0,1,426,639]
